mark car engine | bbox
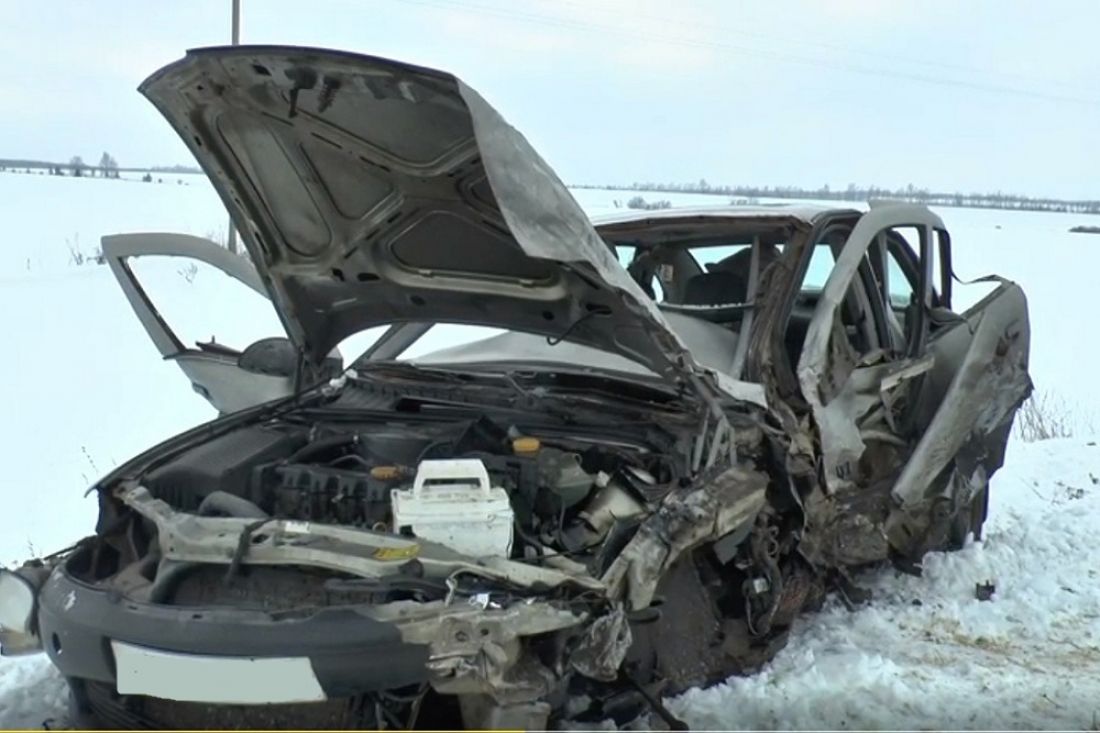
[139,415,669,568]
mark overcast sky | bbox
[3,0,1099,198]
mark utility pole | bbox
[226,0,241,254]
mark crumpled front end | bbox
[5,382,774,729]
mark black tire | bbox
[65,679,110,730]
[970,484,989,542]
[947,485,989,550]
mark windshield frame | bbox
[345,215,823,386]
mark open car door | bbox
[794,204,1030,556]
[794,206,948,494]
[102,232,298,414]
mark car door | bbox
[886,236,1031,550]
[795,205,943,495]
[102,232,296,415]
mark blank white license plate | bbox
[111,640,327,704]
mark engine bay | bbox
[52,398,853,727]
[139,414,675,568]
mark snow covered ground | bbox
[2,173,1099,729]
[670,437,1100,730]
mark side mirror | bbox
[238,337,300,377]
[0,569,40,656]
[238,337,344,380]
[929,306,966,327]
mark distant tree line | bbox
[147,164,201,173]
[575,180,1100,215]
[0,156,198,177]
[626,195,672,210]
[66,153,120,178]
[2,152,123,178]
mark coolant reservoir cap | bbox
[370,465,402,480]
[512,436,541,454]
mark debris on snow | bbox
[667,437,1100,731]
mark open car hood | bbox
[140,46,696,383]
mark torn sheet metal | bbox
[602,464,768,610]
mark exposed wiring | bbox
[223,517,276,586]
[547,309,598,346]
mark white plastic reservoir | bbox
[390,458,514,558]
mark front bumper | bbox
[23,487,598,708]
[37,568,430,702]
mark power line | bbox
[395,0,1100,106]
[533,0,1098,97]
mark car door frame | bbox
[794,204,945,494]
[101,232,295,415]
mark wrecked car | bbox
[0,46,1032,729]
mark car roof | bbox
[589,203,852,228]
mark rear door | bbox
[889,273,1031,522]
[796,206,944,494]
[102,233,295,414]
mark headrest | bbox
[682,270,748,306]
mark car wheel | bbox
[66,679,108,730]
[947,485,989,550]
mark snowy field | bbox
[2,172,1100,729]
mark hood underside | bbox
[140,46,695,382]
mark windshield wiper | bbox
[349,361,470,384]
